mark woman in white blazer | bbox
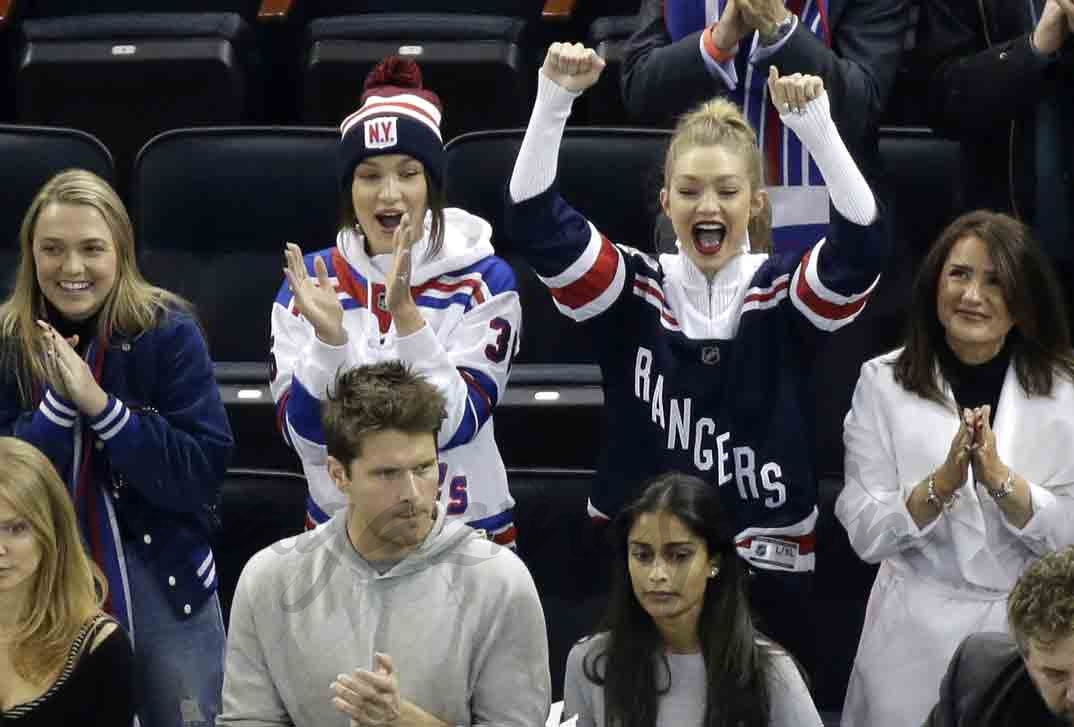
[836,210,1074,727]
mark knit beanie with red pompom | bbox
[338,56,445,191]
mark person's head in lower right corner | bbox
[323,361,447,561]
[590,471,772,726]
[660,99,772,280]
[1008,545,1074,723]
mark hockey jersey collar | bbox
[660,244,767,340]
[336,207,495,286]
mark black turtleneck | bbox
[937,338,1012,427]
[43,298,99,356]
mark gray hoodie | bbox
[218,504,550,726]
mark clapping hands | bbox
[36,320,109,417]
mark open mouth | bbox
[693,223,726,255]
[59,281,92,293]
[375,212,404,231]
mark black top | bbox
[43,298,99,357]
[2,615,135,726]
[938,338,1012,426]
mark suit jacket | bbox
[923,632,1064,727]
[622,0,909,174]
[916,0,1074,223]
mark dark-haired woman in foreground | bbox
[563,472,822,726]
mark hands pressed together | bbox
[934,405,1011,500]
[37,320,109,417]
[331,653,401,727]
[1033,0,1074,56]
[711,0,794,51]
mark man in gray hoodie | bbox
[218,361,550,727]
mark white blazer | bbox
[836,348,1074,727]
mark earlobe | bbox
[326,456,349,495]
[751,189,767,220]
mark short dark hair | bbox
[1009,546,1074,653]
[322,361,447,465]
[894,210,1074,404]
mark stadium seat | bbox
[300,3,544,138]
[0,124,113,295]
[14,1,283,191]
[812,475,878,717]
[509,467,605,701]
[132,126,339,470]
[585,14,639,125]
[212,467,308,625]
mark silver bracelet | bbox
[926,474,960,512]
[987,469,1016,500]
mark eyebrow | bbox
[674,174,742,183]
[37,237,109,245]
[629,540,697,548]
[0,517,24,526]
[949,262,997,274]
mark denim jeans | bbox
[125,545,226,727]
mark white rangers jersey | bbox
[270,208,521,545]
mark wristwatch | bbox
[760,14,796,47]
[986,469,1016,500]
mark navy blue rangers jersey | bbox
[506,187,889,572]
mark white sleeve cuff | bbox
[394,321,444,364]
[508,71,579,203]
[1003,481,1057,540]
[698,31,739,88]
[299,336,352,397]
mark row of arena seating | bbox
[0,1,649,186]
[0,0,936,190]
[1,122,962,722]
[0,121,964,478]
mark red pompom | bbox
[364,56,423,92]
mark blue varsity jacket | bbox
[0,309,233,619]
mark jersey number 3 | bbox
[484,317,513,363]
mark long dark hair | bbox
[894,210,1074,405]
[583,472,772,727]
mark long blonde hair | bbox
[664,99,773,253]
[0,437,105,683]
[0,169,190,405]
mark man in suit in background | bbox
[924,545,1074,726]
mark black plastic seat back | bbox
[303,13,530,140]
[132,127,340,369]
[212,468,308,626]
[509,467,606,701]
[16,10,257,192]
[0,124,114,296]
[586,14,639,125]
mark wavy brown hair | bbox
[0,437,106,683]
[1008,546,1074,653]
[893,210,1074,405]
[583,472,777,727]
[0,169,191,406]
[323,361,447,466]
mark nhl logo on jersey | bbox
[701,345,720,365]
[364,116,398,150]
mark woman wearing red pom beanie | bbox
[270,56,521,548]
